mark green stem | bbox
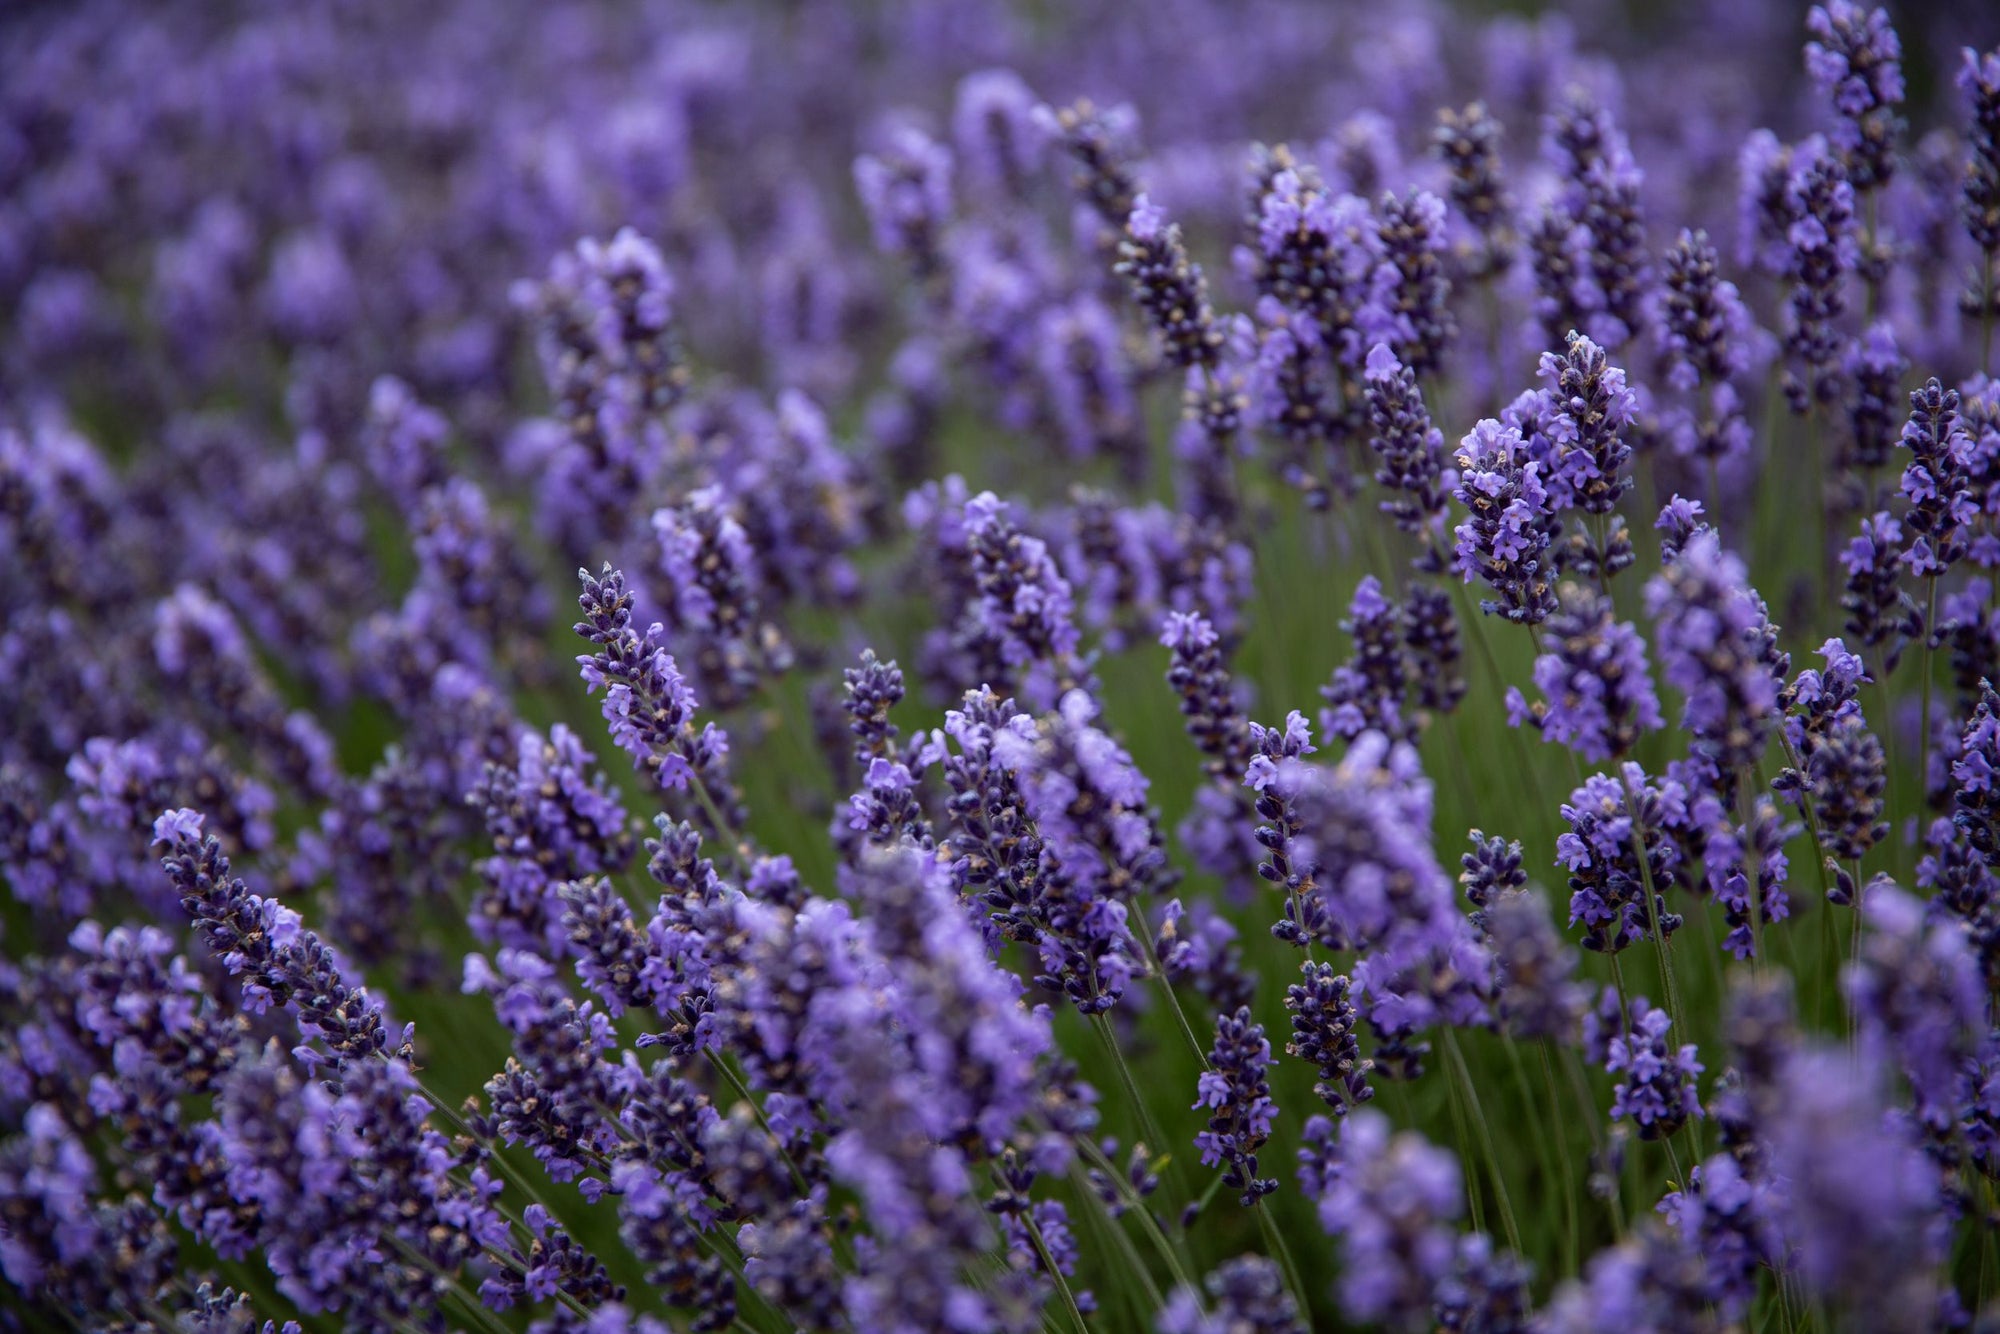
[1255,1196,1313,1318]
[1442,1029,1523,1257]
[1513,1035,1579,1271]
[1090,1012,1176,1187]
[1021,1209,1093,1334]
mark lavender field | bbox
[6,0,2000,1330]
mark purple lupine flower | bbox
[1606,996,1704,1140]
[1805,2,1904,194]
[854,124,954,282]
[1431,103,1514,280]
[1647,530,1786,780]
[1765,1046,1950,1332]
[1655,229,1754,467]
[1897,377,1976,577]
[574,564,740,831]
[1558,763,1687,954]
[1116,194,1221,370]
[1320,576,1410,743]
[1194,1006,1278,1205]
[1452,418,1560,624]
[1363,344,1452,549]
[1505,583,1662,763]
[1373,190,1455,376]
[1305,1109,1462,1330]
[1285,961,1375,1117]
[1156,1255,1305,1334]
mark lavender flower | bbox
[1364,343,1452,547]
[1765,1046,1951,1331]
[1839,509,1920,671]
[1194,1006,1278,1204]
[1320,576,1410,743]
[1305,1109,1462,1331]
[854,125,954,282]
[1505,583,1662,763]
[1558,764,1687,954]
[1116,194,1220,370]
[1897,377,1976,578]
[1040,98,1143,231]
[1655,229,1753,466]
[1452,418,1560,624]
[1374,190,1456,375]
[1646,530,1785,781]
[1964,47,2000,327]
[155,809,410,1073]
[1539,88,1650,349]
[1285,962,1375,1117]
[1431,103,1514,279]
[1156,1255,1304,1334]
[574,564,739,831]
[1606,996,1703,1140]
[649,485,793,710]
[1805,2,1904,194]
[1484,888,1589,1043]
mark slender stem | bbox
[1733,781,1767,970]
[1069,1159,1167,1313]
[1073,1138,1200,1294]
[1983,249,1995,377]
[1254,1196,1312,1318]
[1021,1209,1092,1334]
[1090,1012,1175,1183]
[1435,1037,1490,1239]
[1130,910,1214,1071]
[1513,1035,1579,1271]
[1442,1028,1523,1256]
[1918,574,1940,821]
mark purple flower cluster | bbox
[9,2,2000,1330]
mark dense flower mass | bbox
[5,1,2000,1331]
